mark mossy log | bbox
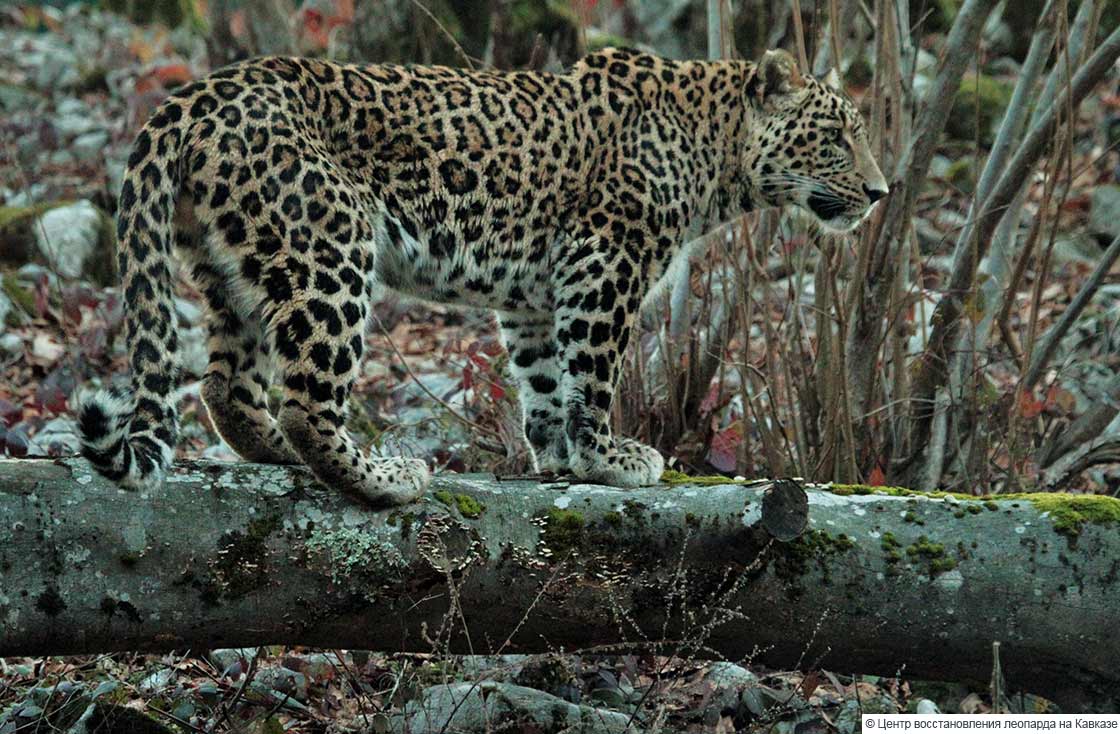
[1,459,1118,711]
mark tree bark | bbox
[1,459,1118,711]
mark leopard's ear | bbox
[754,49,803,107]
[822,67,842,91]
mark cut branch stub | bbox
[760,479,809,541]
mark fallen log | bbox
[1,458,1117,711]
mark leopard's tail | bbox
[77,109,186,489]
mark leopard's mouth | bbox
[806,190,868,232]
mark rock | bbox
[179,325,208,376]
[255,668,309,701]
[835,694,898,734]
[201,442,239,462]
[174,297,204,325]
[929,155,953,180]
[1052,232,1103,267]
[395,681,634,733]
[0,291,11,328]
[916,698,942,714]
[52,99,101,139]
[455,654,527,681]
[71,130,110,163]
[27,417,81,458]
[137,668,174,694]
[1089,185,1120,242]
[33,45,81,91]
[0,333,22,354]
[0,83,42,113]
[282,651,349,681]
[209,648,259,672]
[34,201,110,280]
[699,662,761,721]
[47,150,77,167]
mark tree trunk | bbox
[1,459,1117,711]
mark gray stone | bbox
[71,130,110,162]
[178,325,208,376]
[52,101,101,139]
[208,648,259,672]
[174,297,204,325]
[34,200,104,279]
[33,45,80,91]
[0,334,22,354]
[0,291,11,328]
[396,681,634,733]
[137,668,174,694]
[27,417,81,458]
[255,668,309,701]
[0,83,41,113]
[1089,185,1120,241]
[698,663,762,722]
[47,150,76,167]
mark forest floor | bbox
[1,2,1118,731]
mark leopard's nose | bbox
[863,183,888,203]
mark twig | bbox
[1023,234,1120,390]
[406,0,479,69]
[373,316,504,443]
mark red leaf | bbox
[707,422,742,473]
[480,339,504,357]
[489,382,506,401]
[1019,390,1044,419]
[461,365,473,390]
[868,464,886,486]
[698,382,722,415]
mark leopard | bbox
[76,46,889,507]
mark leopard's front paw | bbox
[531,444,570,475]
[571,437,664,488]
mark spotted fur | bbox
[76,47,887,505]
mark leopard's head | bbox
[743,49,889,232]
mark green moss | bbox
[880,532,900,551]
[945,157,976,193]
[434,490,485,518]
[585,32,633,52]
[984,501,999,511]
[0,202,58,230]
[118,551,141,567]
[603,511,622,528]
[684,512,700,528]
[386,511,417,540]
[930,557,958,573]
[901,534,960,578]
[1025,494,1120,538]
[1,272,34,320]
[905,536,945,559]
[903,511,925,525]
[621,499,648,523]
[947,74,1013,143]
[660,469,743,486]
[540,508,586,556]
[508,0,578,35]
